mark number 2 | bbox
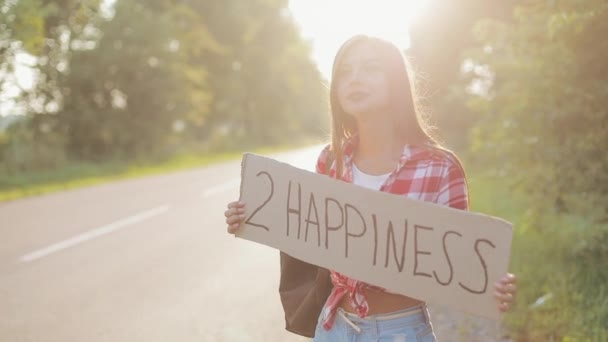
[244,171,274,231]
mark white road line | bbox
[201,179,241,198]
[20,205,170,263]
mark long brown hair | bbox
[329,35,437,176]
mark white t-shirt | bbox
[352,163,391,190]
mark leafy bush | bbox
[468,170,607,341]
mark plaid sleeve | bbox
[436,160,469,210]
[315,144,331,174]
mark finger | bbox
[225,207,244,218]
[494,291,514,303]
[498,301,510,312]
[224,208,236,218]
[227,223,240,234]
[494,282,505,292]
[225,215,237,225]
[504,283,517,294]
[494,281,517,293]
[228,201,243,209]
[226,215,244,225]
[227,201,244,209]
[501,273,517,285]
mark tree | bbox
[407,0,518,148]
[2,0,327,168]
[59,0,210,159]
[467,0,608,220]
[185,0,328,147]
[463,2,608,338]
[0,0,46,113]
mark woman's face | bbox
[335,42,391,120]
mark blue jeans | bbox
[312,305,436,342]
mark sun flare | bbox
[289,0,432,78]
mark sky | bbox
[288,0,432,78]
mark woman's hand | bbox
[494,273,517,312]
[224,201,246,234]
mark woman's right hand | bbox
[224,201,246,234]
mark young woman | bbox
[224,35,517,341]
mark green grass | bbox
[0,141,321,202]
[0,151,240,202]
[466,166,607,342]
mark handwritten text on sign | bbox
[236,153,512,320]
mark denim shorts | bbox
[312,304,436,342]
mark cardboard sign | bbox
[236,153,512,320]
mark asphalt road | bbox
[0,146,323,342]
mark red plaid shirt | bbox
[315,137,469,331]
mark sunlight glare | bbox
[289,0,432,78]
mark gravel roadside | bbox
[429,305,513,342]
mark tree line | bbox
[0,0,327,171]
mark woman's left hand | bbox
[494,273,517,312]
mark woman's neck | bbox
[354,118,404,173]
